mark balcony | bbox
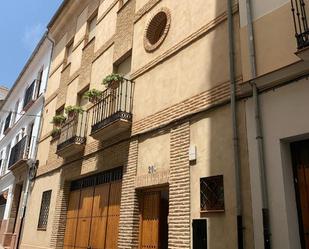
[8,136,30,171]
[56,113,87,158]
[291,0,309,59]
[90,79,134,140]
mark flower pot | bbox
[68,111,78,120]
[108,80,120,89]
[89,96,99,104]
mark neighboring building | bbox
[19,0,254,249]
[0,87,9,106]
[0,35,52,248]
[239,0,309,249]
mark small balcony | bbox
[90,79,134,140]
[291,0,309,59]
[8,136,31,171]
[56,113,87,158]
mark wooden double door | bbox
[63,180,121,249]
[291,140,309,249]
[139,189,168,249]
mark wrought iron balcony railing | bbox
[291,0,309,49]
[90,79,134,138]
[57,112,87,153]
[8,136,30,169]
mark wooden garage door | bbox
[63,168,122,249]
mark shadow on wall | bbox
[189,0,254,248]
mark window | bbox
[78,87,89,108]
[38,190,52,230]
[3,112,12,133]
[66,41,74,64]
[144,8,171,52]
[200,175,224,212]
[56,105,65,116]
[23,81,35,110]
[87,14,97,41]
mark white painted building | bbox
[0,34,52,248]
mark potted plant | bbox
[83,89,102,104]
[51,115,66,127]
[102,73,124,89]
[51,127,61,139]
[65,105,84,119]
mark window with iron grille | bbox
[200,175,224,212]
[37,190,52,230]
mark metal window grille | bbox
[291,0,309,49]
[71,167,123,191]
[37,190,52,230]
[200,175,224,212]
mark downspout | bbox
[19,32,54,220]
[245,0,271,248]
[227,1,243,248]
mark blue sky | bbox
[0,1,63,89]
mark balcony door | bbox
[291,140,309,249]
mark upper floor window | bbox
[3,112,12,134]
[88,14,97,41]
[66,41,74,65]
[23,81,36,111]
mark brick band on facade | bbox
[169,122,190,249]
[118,139,140,249]
[50,180,70,249]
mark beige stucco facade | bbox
[239,0,309,248]
[19,0,255,249]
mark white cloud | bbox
[22,23,44,51]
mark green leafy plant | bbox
[51,115,66,127]
[83,89,102,103]
[102,73,124,87]
[65,105,84,118]
[51,127,61,138]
